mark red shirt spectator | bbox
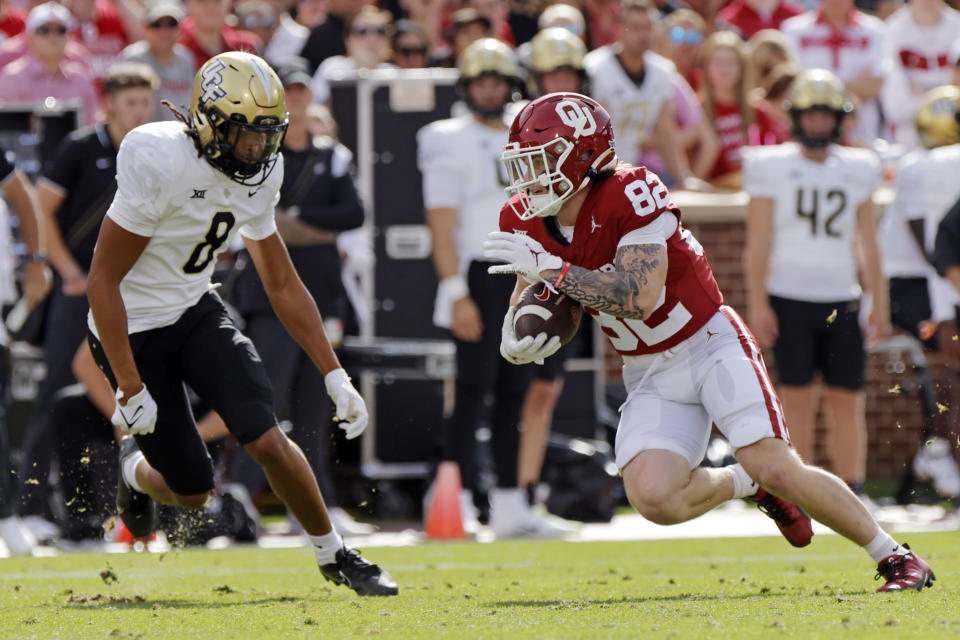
[710,100,747,179]
[178,15,260,69]
[68,0,129,85]
[717,0,802,39]
[0,3,26,43]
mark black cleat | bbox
[116,436,155,538]
[319,547,399,596]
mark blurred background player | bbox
[743,69,889,502]
[882,85,960,500]
[0,144,51,555]
[12,62,158,543]
[229,57,373,535]
[418,38,565,538]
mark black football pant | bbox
[445,261,534,492]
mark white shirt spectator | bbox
[881,5,960,149]
[781,9,886,143]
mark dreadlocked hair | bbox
[161,99,203,157]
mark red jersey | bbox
[499,165,723,356]
[178,17,262,70]
[709,100,748,180]
[0,7,25,42]
[71,0,129,84]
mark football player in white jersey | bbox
[883,86,960,499]
[744,69,889,503]
[419,38,570,539]
[583,0,706,189]
[85,52,397,596]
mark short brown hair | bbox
[621,0,659,20]
[102,62,160,95]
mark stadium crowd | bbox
[0,0,958,566]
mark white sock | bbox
[727,463,758,499]
[121,451,146,493]
[864,528,906,563]
[309,529,343,565]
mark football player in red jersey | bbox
[483,92,935,592]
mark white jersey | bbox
[584,47,676,166]
[417,114,510,272]
[743,142,882,302]
[881,6,960,149]
[780,10,886,143]
[883,145,960,317]
[87,120,281,336]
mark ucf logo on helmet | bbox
[555,100,596,139]
[200,59,228,106]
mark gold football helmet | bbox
[190,51,288,185]
[528,27,587,96]
[785,68,853,148]
[915,85,960,149]
[457,38,521,119]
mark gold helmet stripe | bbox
[250,57,275,103]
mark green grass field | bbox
[0,531,955,639]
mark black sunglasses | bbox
[36,24,68,35]
[396,45,427,57]
[352,25,387,36]
[148,18,180,29]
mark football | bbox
[513,282,582,346]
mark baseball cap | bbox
[451,8,491,34]
[275,57,313,88]
[145,1,186,24]
[25,2,73,33]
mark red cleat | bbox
[750,488,813,547]
[876,545,935,592]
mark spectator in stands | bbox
[12,62,157,542]
[469,0,514,45]
[396,0,446,66]
[419,39,567,538]
[309,5,393,104]
[440,8,493,67]
[781,0,886,146]
[178,0,261,69]
[295,0,328,30]
[120,2,194,121]
[537,2,585,41]
[64,0,130,88]
[745,28,793,94]
[660,8,707,91]
[0,2,99,126]
[748,60,796,144]
[716,0,803,39]
[744,69,889,502]
[0,145,52,555]
[235,0,276,58]
[0,2,89,69]
[698,31,754,189]
[584,0,711,189]
[881,0,960,149]
[0,0,26,44]
[390,19,430,69]
[262,0,310,65]
[229,59,372,535]
[299,0,364,73]
[582,0,622,50]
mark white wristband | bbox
[438,274,469,301]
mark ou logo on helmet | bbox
[555,100,596,139]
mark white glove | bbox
[500,307,563,365]
[112,384,158,435]
[483,231,564,286]
[324,368,368,439]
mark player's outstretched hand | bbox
[500,307,562,365]
[483,231,563,285]
[112,384,158,435]
[325,368,368,439]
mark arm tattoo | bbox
[555,244,665,319]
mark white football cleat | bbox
[489,487,574,539]
[0,516,37,556]
[329,507,375,536]
[913,437,960,498]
